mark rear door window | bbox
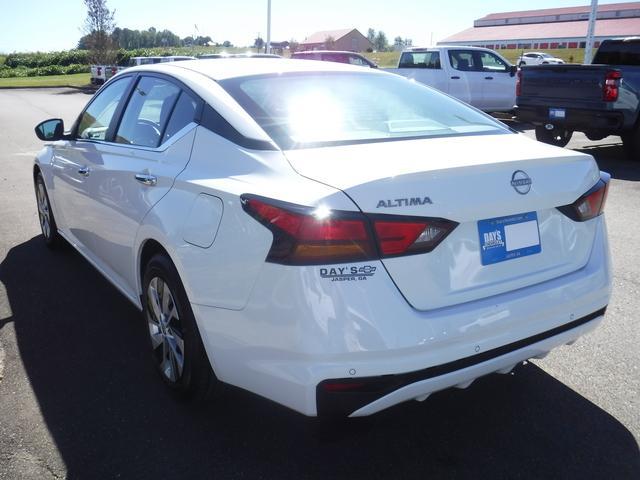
[593,41,640,65]
[348,55,369,66]
[323,53,349,64]
[162,91,200,143]
[399,52,440,69]
[449,50,480,71]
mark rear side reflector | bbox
[557,171,610,222]
[241,195,458,265]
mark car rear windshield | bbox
[220,72,510,149]
[593,41,640,65]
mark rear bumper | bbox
[317,308,605,416]
[191,216,612,416]
[515,104,624,131]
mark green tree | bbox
[82,0,117,64]
[222,40,233,48]
[254,36,265,50]
[367,28,376,44]
[324,36,336,50]
[374,31,388,52]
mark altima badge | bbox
[511,170,532,195]
[377,197,432,208]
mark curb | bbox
[0,85,97,92]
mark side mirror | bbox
[34,119,66,141]
[509,65,517,77]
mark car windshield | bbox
[221,72,510,149]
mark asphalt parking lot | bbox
[0,88,638,479]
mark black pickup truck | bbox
[515,38,640,159]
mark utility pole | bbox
[266,0,272,54]
[584,0,598,64]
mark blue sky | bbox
[0,0,631,52]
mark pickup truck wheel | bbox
[621,130,640,161]
[535,126,572,147]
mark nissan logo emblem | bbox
[511,170,532,195]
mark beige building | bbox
[299,28,373,52]
[440,2,640,51]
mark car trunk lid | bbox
[284,133,601,310]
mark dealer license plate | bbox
[477,212,541,265]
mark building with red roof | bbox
[439,2,640,50]
[299,28,373,52]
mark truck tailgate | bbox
[520,65,608,106]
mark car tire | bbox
[34,172,62,248]
[535,126,573,148]
[621,127,640,161]
[142,253,219,401]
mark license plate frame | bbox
[549,108,566,120]
[477,212,541,266]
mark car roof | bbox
[126,58,380,81]
[405,45,492,52]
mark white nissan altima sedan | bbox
[32,59,612,417]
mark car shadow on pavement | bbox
[54,88,97,96]
[578,144,640,182]
[1,237,639,480]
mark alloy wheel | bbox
[147,276,185,382]
[36,182,51,240]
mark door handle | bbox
[451,76,460,80]
[78,166,91,177]
[485,76,494,80]
[135,173,157,186]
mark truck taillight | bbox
[516,69,522,97]
[603,70,622,102]
[241,195,457,265]
[557,172,610,222]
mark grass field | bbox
[0,73,91,88]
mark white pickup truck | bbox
[385,46,517,112]
[90,56,196,85]
[90,65,125,85]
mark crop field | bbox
[0,73,91,88]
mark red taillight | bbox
[241,196,458,265]
[516,69,522,97]
[558,172,610,222]
[603,70,622,102]
[373,219,456,257]
[97,67,102,75]
[242,197,376,264]
[111,67,117,75]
